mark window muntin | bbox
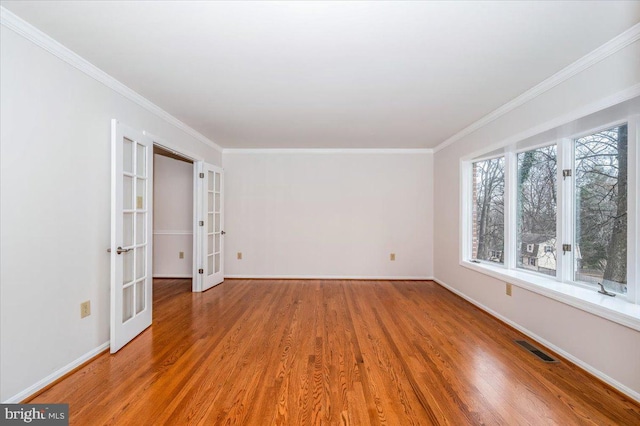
[471,157,505,264]
[516,145,557,277]
[574,124,628,294]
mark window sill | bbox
[460,260,640,332]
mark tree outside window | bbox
[472,157,504,263]
[575,125,627,293]
[517,145,557,277]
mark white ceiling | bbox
[3,1,640,149]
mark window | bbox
[462,108,639,314]
[517,145,557,277]
[471,157,504,264]
[574,124,628,294]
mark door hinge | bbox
[562,169,572,179]
[198,268,204,274]
[199,172,204,178]
[562,244,571,254]
[199,220,204,226]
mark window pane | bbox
[135,280,145,314]
[574,125,627,293]
[136,143,146,178]
[472,157,504,263]
[123,138,133,174]
[517,145,557,277]
[123,284,133,323]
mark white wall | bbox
[223,152,433,278]
[433,39,640,399]
[153,154,194,278]
[0,26,221,402]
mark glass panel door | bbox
[200,163,224,291]
[110,120,153,353]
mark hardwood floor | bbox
[32,279,640,425]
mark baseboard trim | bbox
[153,274,192,279]
[432,277,640,404]
[3,342,110,403]
[224,275,434,281]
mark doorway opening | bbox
[152,146,194,295]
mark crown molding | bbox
[223,148,433,154]
[0,6,223,153]
[459,83,640,162]
[433,22,640,154]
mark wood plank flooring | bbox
[31,279,640,425]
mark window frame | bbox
[460,112,640,330]
[467,154,507,267]
[567,120,631,295]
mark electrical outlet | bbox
[506,283,512,296]
[179,251,184,259]
[390,253,396,261]
[237,252,243,260]
[80,301,91,318]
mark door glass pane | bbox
[123,250,134,284]
[208,213,214,233]
[215,253,220,273]
[136,178,145,210]
[208,234,214,255]
[215,172,221,192]
[215,234,220,253]
[123,138,133,174]
[123,213,134,247]
[135,280,145,314]
[208,192,214,212]
[208,171,214,189]
[207,255,214,276]
[136,213,145,245]
[471,157,504,263]
[123,176,133,210]
[123,285,133,322]
[516,145,557,276]
[136,143,146,178]
[215,193,221,213]
[136,247,145,280]
[215,213,220,233]
[575,124,627,293]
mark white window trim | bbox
[460,113,640,331]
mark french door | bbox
[110,120,153,353]
[197,162,224,291]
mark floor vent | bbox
[515,340,559,363]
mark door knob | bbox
[221,230,226,235]
[107,247,132,254]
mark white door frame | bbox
[146,136,201,292]
[142,132,223,293]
